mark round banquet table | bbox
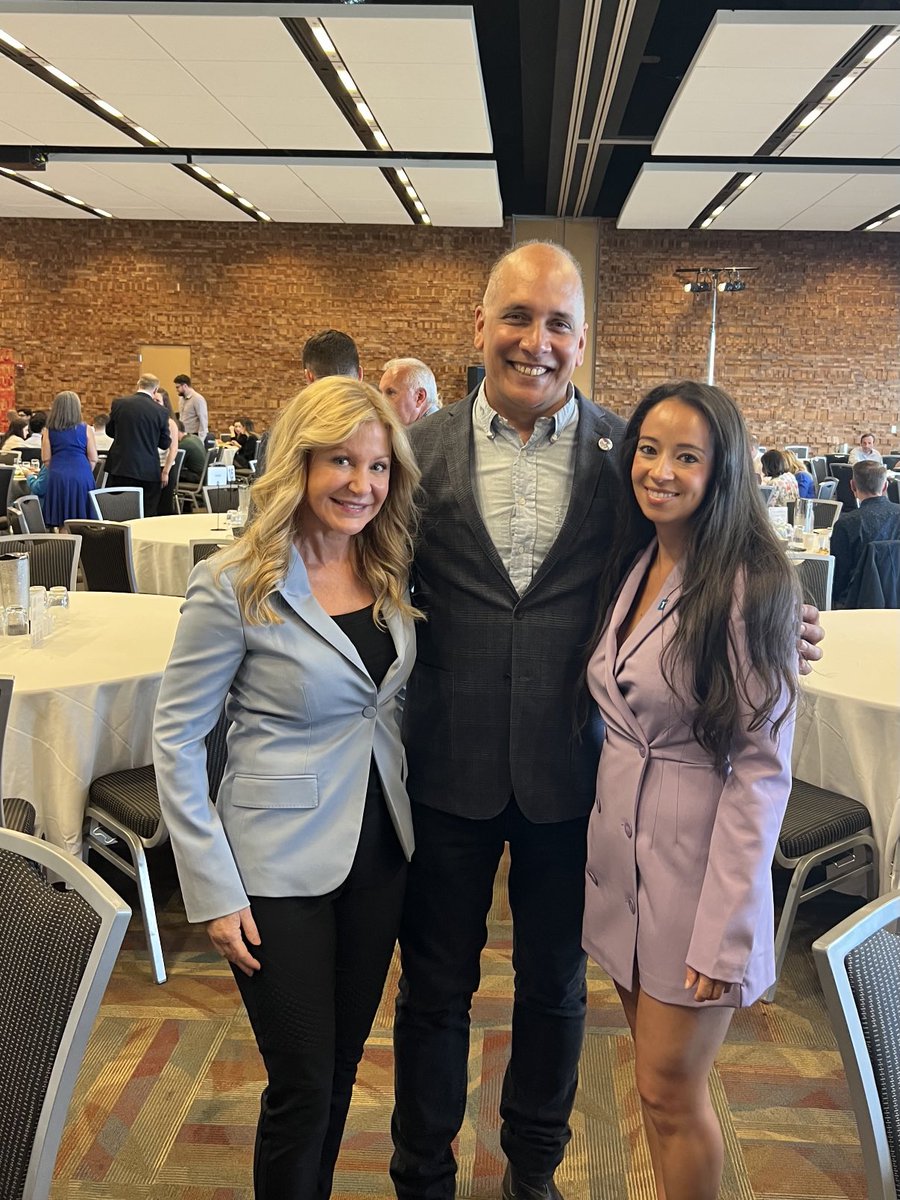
[792,609,900,892]
[126,513,232,596]
[3,591,183,855]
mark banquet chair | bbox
[831,463,857,514]
[884,454,900,472]
[63,519,138,593]
[190,538,229,567]
[19,446,42,465]
[13,494,48,534]
[85,708,230,985]
[813,891,900,1200]
[765,778,878,1003]
[759,485,774,505]
[0,449,21,466]
[887,480,899,506]
[790,553,835,610]
[0,826,130,1200]
[817,479,838,500]
[786,498,841,530]
[784,444,810,459]
[0,676,36,837]
[91,456,106,487]
[0,463,14,531]
[809,456,829,485]
[842,540,900,610]
[176,448,218,513]
[1,534,81,591]
[202,483,241,514]
[89,486,144,522]
[7,504,24,534]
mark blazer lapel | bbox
[443,396,516,595]
[277,547,368,677]
[526,393,619,594]
[601,544,655,743]
[615,549,683,672]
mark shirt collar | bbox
[473,380,577,441]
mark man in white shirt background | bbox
[848,432,882,464]
[174,374,209,439]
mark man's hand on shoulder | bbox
[798,603,824,675]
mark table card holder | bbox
[206,465,230,532]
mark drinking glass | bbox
[48,586,69,628]
[5,605,28,636]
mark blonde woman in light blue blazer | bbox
[153,377,422,1200]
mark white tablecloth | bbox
[792,610,900,892]
[3,592,183,855]
[127,513,232,596]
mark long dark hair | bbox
[591,380,798,770]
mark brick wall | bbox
[1,217,897,451]
[595,224,900,452]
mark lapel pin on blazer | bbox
[598,437,613,451]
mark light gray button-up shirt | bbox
[471,383,579,595]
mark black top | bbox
[331,604,404,884]
[831,495,900,606]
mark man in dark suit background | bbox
[105,373,171,517]
[832,459,900,606]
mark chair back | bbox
[831,463,857,514]
[176,448,218,509]
[884,455,900,472]
[809,456,829,485]
[0,450,21,465]
[91,458,106,487]
[158,448,186,517]
[63,520,138,593]
[202,483,241,514]
[89,487,144,522]
[817,479,838,500]
[842,540,900,610]
[758,485,774,505]
[790,553,835,610]
[888,479,899,506]
[19,447,43,465]
[0,463,14,511]
[0,534,81,590]
[787,498,841,530]
[190,539,229,567]
[0,827,130,1200]
[0,675,12,829]
[15,494,48,534]
[813,891,900,1200]
[7,504,24,534]
[784,444,809,459]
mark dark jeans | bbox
[390,800,589,1200]
[235,860,407,1200]
[105,473,162,518]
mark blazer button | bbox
[362,705,377,718]
[638,746,646,758]
[627,896,636,914]
[623,821,633,838]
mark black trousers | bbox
[235,859,407,1200]
[105,473,162,518]
[390,800,589,1200]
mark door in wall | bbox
[138,345,191,417]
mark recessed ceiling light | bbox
[700,217,713,228]
[95,99,124,118]
[739,174,758,190]
[888,209,900,221]
[336,68,357,95]
[711,204,725,217]
[863,32,898,63]
[191,165,212,179]
[46,64,79,89]
[63,194,85,205]
[217,183,235,195]
[93,208,112,218]
[30,180,53,191]
[797,107,823,130]
[0,28,26,50]
[396,169,409,185]
[405,185,417,199]
[355,100,374,123]
[421,214,432,225]
[257,211,272,222]
[311,24,336,56]
[826,75,855,101]
[134,126,161,144]
[414,200,425,213]
[865,219,884,230]
[237,196,254,208]
[373,129,389,150]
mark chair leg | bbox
[765,859,816,1003]
[118,828,167,985]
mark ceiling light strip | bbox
[0,165,109,217]
[282,17,431,227]
[0,28,271,222]
[557,0,604,215]
[573,0,640,215]
[690,23,898,231]
[856,203,900,232]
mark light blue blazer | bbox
[152,547,416,924]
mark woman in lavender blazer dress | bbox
[583,381,799,1200]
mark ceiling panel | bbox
[654,13,884,156]
[406,163,502,227]
[291,165,409,225]
[0,54,134,145]
[713,172,854,230]
[203,163,338,223]
[616,165,734,229]
[0,12,169,59]
[780,174,900,230]
[325,15,478,66]
[38,160,251,220]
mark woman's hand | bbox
[207,907,262,976]
[685,965,733,1003]
[798,603,824,675]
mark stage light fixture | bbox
[674,266,757,382]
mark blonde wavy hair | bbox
[214,377,422,627]
[782,448,805,474]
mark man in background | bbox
[174,374,209,439]
[831,460,900,605]
[301,328,362,383]
[176,419,208,484]
[92,412,114,451]
[105,374,171,517]
[848,433,882,464]
[23,410,46,447]
[380,357,441,425]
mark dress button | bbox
[587,869,598,885]
[639,746,646,758]
[362,705,377,718]
[623,821,633,838]
[627,896,636,914]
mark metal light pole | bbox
[674,267,758,385]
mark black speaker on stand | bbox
[466,365,485,393]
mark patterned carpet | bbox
[50,848,868,1200]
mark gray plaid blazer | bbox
[404,389,626,823]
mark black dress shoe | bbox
[501,1164,565,1200]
